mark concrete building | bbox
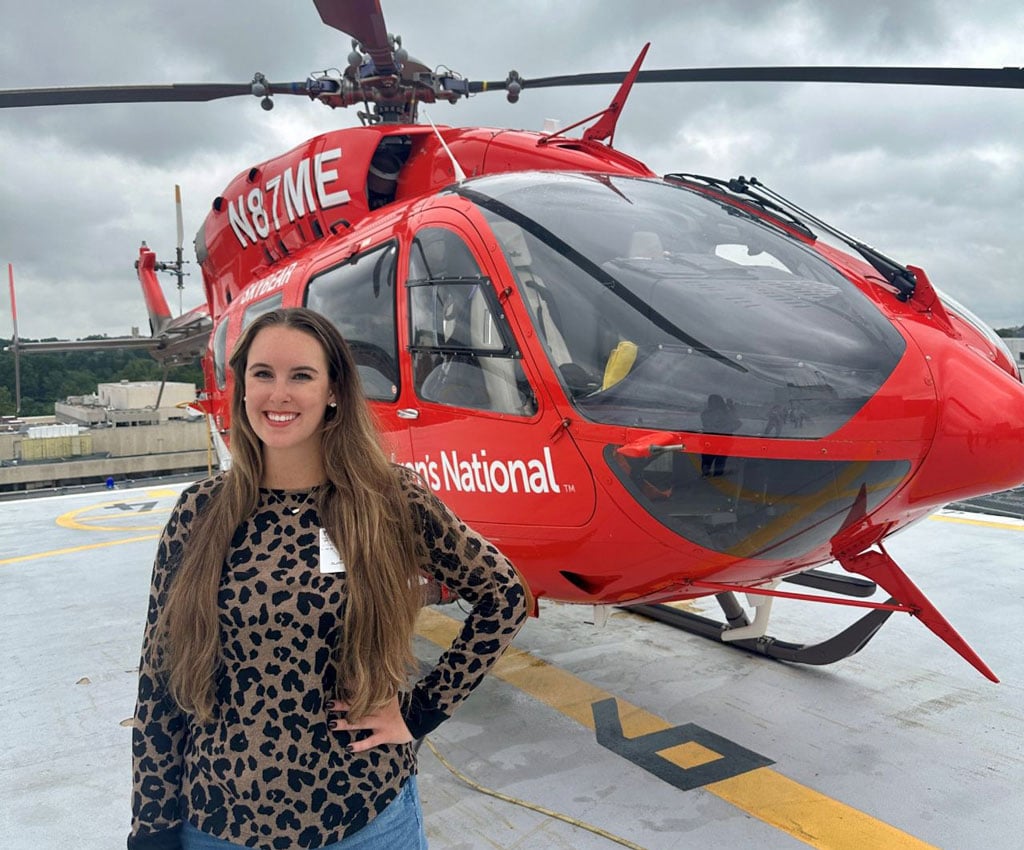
[56,381,198,428]
[0,381,212,494]
[0,419,212,493]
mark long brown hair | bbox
[159,308,422,722]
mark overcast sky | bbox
[1,0,1021,341]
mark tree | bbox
[0,337,202,412]
[121,358,161,382]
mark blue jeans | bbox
[181,775,427,849]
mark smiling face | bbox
[243,324,336,485]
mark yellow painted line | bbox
[0,534,159,566]
[417,607,937,850]
[932,513,1023,531]
[709,769,933,849]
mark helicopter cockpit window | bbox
[240,292,284,333]
[468,172,906,439]
[212,314,230,391]
[407,227,536,416]
[305,241,399,401]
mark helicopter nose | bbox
[907,347,1024,507]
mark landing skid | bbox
[625,549,998,681]
[624,589,897,667]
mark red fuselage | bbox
[192,124,1024,606]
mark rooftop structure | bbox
[56,381,199,428]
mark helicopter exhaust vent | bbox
[560,570,620,595]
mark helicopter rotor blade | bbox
[313,0,397,76]
[175,185,185,253]
[0,81,311,109]
[469,65,1024,95]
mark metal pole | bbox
[8,264,21,415]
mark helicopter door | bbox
[404,219,596,529]
[303,240,410,459]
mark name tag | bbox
[319,528,346,574]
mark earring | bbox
[328,401,338,408]
[243,395,247,402]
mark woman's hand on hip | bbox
[328,696,414,753]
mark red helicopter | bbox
[4,0,1024,682]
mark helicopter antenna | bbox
[421,108,467,182]
[582,43,650,146]
[7,264,21,415]
[174,184,184,314]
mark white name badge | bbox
[319,528,346,574]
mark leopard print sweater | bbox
[128,468,529,849]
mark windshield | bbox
[463,173,906,439]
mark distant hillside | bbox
[5,321,1018,416]
[0,338,201,416]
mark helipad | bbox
[1,484,1021,849]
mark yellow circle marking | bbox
[56,499,171,532]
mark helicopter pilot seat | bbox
[491,221,574,371]
[419,282,531,415]
[413,233,494,410]
[589,230,662,392]
[468,283,534,415]
[419,357,491,408]
[417,282,494,409]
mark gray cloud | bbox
[1,0,1021,340]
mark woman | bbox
[129,308,531,849]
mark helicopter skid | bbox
[624,590,896,667]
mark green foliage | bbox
[0,337,202,416]
[995,326,1024,339]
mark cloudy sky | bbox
[1,0,1021,341]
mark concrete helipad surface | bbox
[1,483,1022,849]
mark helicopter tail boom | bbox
[3,245,210,366]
